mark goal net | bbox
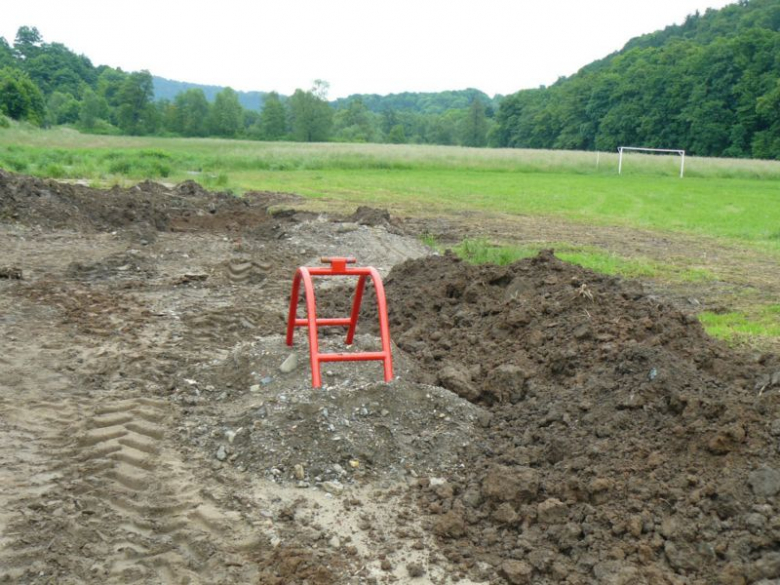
[617,146,686,178]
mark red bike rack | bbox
[285,257,394,388]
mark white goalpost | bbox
[617,146,686,178]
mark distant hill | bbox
[153,78,499,116]
[152,76,276,111]
[496,0,780,159]
[332,89,499,114]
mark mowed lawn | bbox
[230,168,780,249]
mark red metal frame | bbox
[285,257,394,388]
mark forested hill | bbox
[496,0,780,159]
[152,77,271,111]
[151,81,497,117]
[331,89,498,115]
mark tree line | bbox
[495,0,780,159]
[5,0,779,160]
[0,26,497,147]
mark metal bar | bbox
[318,352,387,362]
[285,270,302,346]
[368,266,394,382]
[294,318,352,327]
[299,268,323,388]
[618,147,685,154]
[307,267,373,276]
[346,275,367,345]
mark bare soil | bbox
[1,170,779,584]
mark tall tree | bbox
[13,26,42,60]
[116,70,155,134]
[207,87,243,137]
[258,91,287,140]
[333,98,377,142]
[173,88,210,136]
[0,66,45,124]
[461,98,489,147]
[45,90,80,126]
[288,87,332,142]
[79,86,109,129]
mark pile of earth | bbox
[0,169,296,235]
[379,251,780,584]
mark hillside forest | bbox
[1,0,780,158]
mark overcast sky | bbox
[2,0,735,100]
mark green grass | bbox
[3,125,779,252]
[450,238,715,282]
[699,306,780,345]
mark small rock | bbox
[749,467,780,497]
[260,376,273,385]
[537,498,568,524]
[380,559,393,572]
[588,477,613,505]
[249,384,261,393]
[349,459,360,469]
[492,502,518,525]
[329,535,341,548]
[501,559,533,584]
[482,465,539,503]
[438,363,479,402]
[406,562,425,578]
[215,446,227,461]
[294,464,305,480]
[321,480,344,495]
[434,510,467,538]
[279,354,298,374]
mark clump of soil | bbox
[383,250,780,583]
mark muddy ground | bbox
[1,170,779,585]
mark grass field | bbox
[2,124,779,346]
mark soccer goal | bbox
[617,146,686,178]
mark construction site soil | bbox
[1,169,779,585]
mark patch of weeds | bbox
[108,159,132,174]
[40,163,67,178]
[452,238,537,266]
[419,232,438,249]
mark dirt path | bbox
[0,180,475,584]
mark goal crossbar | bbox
[618,146,686,178]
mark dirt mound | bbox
[347,206,396,229]
[0,169,294,234]
[382,251,780,583]
[174,334,483,484]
